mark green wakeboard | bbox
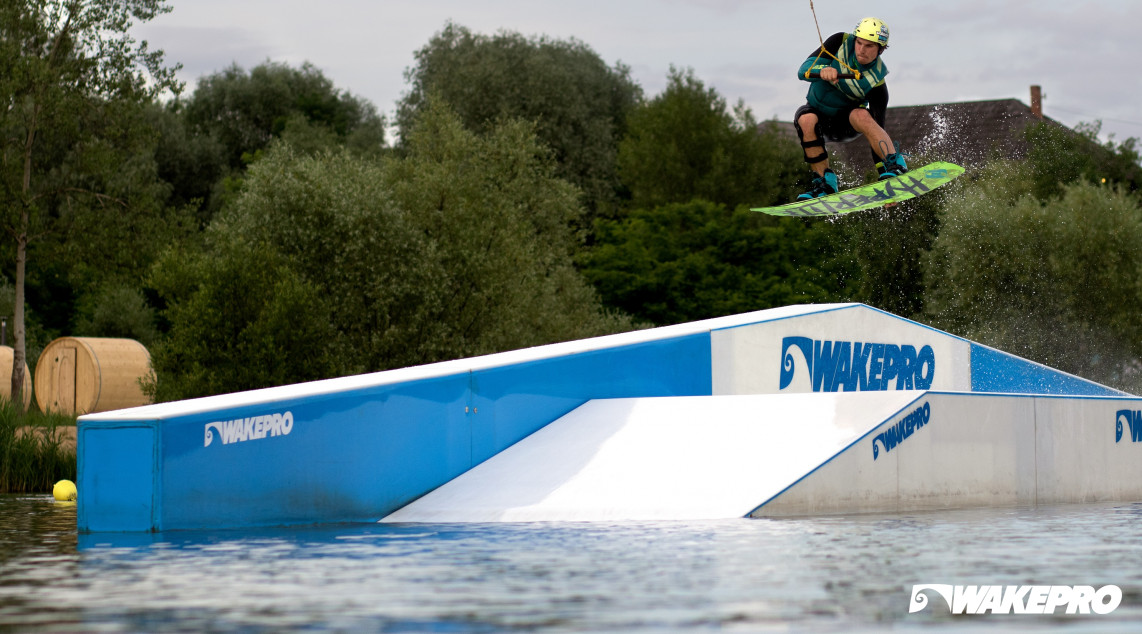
[752,161,965,217]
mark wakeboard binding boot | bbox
[797,168,839,201]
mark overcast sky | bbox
[135,0,1142,145]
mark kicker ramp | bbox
[77,303,1133,532]
[382,391,1142,522]
[381,392,921,522]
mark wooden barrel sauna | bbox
[34,337,153,415]
[0,345,32,409]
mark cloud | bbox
[132,0,1142,141]
[138,25,281,88]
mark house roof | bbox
[771,98,1065,180]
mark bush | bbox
[925,164,1142,393]
[580,200,842,325]
[73,282,159,346]
[617,67,802,211]
[148,102,632,400]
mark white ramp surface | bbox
[382,392,924,522]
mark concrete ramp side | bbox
[753,392,1142,517]
[381,392,924,523]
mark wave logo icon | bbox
[779,336,815,390]
[204,412,294,447]
[909,584,953,613]
[1117,409,1141,443]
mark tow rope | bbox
[804,0,862,81]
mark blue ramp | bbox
[77,303,1129,532]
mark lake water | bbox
[2,494,1141,632]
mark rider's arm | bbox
[797,32,845,81]
[866,83,888,127]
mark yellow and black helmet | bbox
[854,17,889,48]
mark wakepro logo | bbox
[780,336,935,392]
[873,402,931,460]
[909,584,1122,615]
[1117,409,1142,443]
[204,411,294,447]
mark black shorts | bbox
[794,104,863,144]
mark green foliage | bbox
[0,401,76,494]
[583,67,835,326]
[148,102,630,400]
[168,61,386,222]
[276,113,344,157]
[147,103,227,219]
[180,61,385,171]
[617,67,803,211]
[821,185,951,318]
[35,138,196,290]
[380,101,631,361]
[0,274,49,369]
[397,22,641,217]
[1027,120,1142,200]
[581,200,844,325]
[0,0,182,401]
[147,240,337,401]
[925,164,1142,393]
[0,1,182,224]
[73,281,159,345]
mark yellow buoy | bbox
[53,479,77,502]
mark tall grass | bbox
[0,400,77,493]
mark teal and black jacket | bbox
[798,32,889,123]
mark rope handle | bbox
[806,0,862,81]
[806,71,857,80]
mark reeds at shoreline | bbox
[0,401,77,494]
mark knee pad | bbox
[794,107,828,164]
[800,138,828,164]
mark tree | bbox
[580,200,843,325]
[819,185,949,319]
[579,67,840,326]
[148,102,631,400]
[822,119,1142,322]
[386,101,632,358]
[73,281,159,345]
[181,61,386,171]
[147,237,338,400]
[1026,120,1142,200]
[147,102,226,215]
[0,0,181,403]
[169,61,386,223]
[397,22,641,218]
[924,164,1142,393]
[616,67,803,211]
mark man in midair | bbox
[793,17,908,200]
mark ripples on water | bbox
[1,495,1141,632]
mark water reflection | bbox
[2,495,1141,632]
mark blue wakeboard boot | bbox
[796,168,839,201]
[876,152,908,180]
